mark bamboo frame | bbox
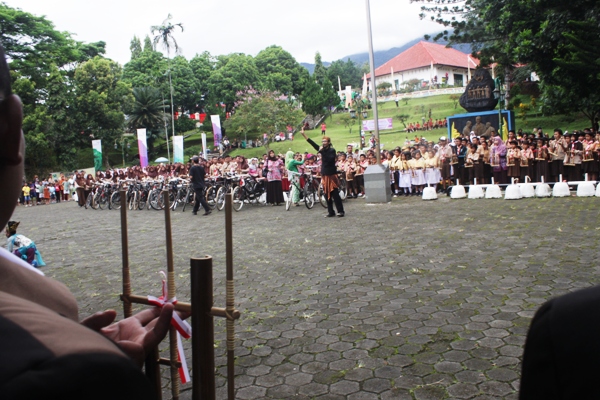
[119,189,240,400]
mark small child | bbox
[22,183,31,207]
[5,221,45,268]
[49,184,56,203]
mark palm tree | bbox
[128,87,167,158]
[151,14,184,164]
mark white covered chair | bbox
[450,181,466,199]
[505,178,522,200]
[422,186,437,200]
[577,174,595,197]
[468,179,484,199]
[519,176,535,198]
[535,176,552,198]
[553,175,570,197]
[485,178,502,199]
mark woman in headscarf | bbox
[491,137,508,184]
[285,150,304,206]
[75,173,86,207]
[6,221,45,268]
[265,150,284,205]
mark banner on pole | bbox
[173,136,184,163]
[362,118,393,131]
[211,115,222,147]
[137,128,148,167]
[92,140,102,172]
[201,133,207,160]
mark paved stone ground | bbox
[11,194,600,399]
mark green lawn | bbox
[105,94,593,167]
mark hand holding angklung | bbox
[82,304,174,367]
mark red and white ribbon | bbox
[147,271,192,383]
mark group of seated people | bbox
[405,118,448,133]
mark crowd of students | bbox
[379,127,600,196]
[20,126,599,208]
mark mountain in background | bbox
[301,35,472,74]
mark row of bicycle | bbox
[81,172,350,212]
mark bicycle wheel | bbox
[128,191,137,210]
[232,186,244,212]
[285,185,293,211]
[149,190,161,210]
[318,184,328,208]
[110,191,121,210]
[138,191,147,210]
[216,187,226,211]
[338,176,347,201]
[182,188,192,212]
[304,182,315,209]
[95,192,105,210]
[86,192,96,209]
[205,186,217,210]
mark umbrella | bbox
[155,157,169,163]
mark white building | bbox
[366,41,479,91]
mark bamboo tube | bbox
[191,256,216,400]
[225,193,235,400]
[163,189,179,400]
[120,189,132,318]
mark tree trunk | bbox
[504,65,513,108]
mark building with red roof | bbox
[366,41,479,90]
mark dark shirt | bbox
[189,164,206,189]
[307,138,337,176]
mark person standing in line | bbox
[189,156,211,216]
[321,122,326,136]
[300,129,345,217]
[265,150,285,205]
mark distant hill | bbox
[301,35,472,74]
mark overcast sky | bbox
[9,0,442,66]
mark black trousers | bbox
[192,187,209,213]
[327,188,344,215]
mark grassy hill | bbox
[100,94,592,168]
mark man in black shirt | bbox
[189,156,211,216]
[301,130,345,217]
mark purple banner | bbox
[211,115,222,147]
[362,118,393,131]
[137,128,148,167]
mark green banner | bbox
[92,139,102,172]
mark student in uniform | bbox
[398,152,412,196]
[409,150,426,195]
[506,140,521,182]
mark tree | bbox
[327,59,363,90]
[206,53,263,111]
[255,45,309,96]
[225,89,303,148]
[339,114,356,134]
[170,55,201,113]
[0,3,108,175]
[127,87,167,157]
[189,52,214,111]
[73,57,132,148]
[151,14,184,163]
[313,52,328,84]
[301,75,340,118]
[412,0,600,124]
[411,0,532,105]
[130,36,142,59]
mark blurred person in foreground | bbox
[0,44,176,399]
